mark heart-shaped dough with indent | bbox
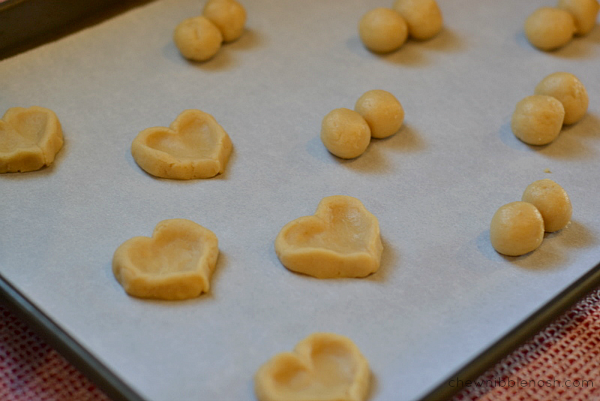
[275,195,383,278]
[131,109,232,179]
[112,219,219,300]
[255,333,370,401]
[0,106,63,173]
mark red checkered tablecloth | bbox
[1,289,600,401]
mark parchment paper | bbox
[1,0,599,400]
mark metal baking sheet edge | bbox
[0,0,152,59]
[422,261,600,400]
[0,272,145,401]
[2,262,600,401]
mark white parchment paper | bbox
[1,0,599,400]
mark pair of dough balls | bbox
[525,0,600,51]
[321,90,404,159]
[359,0,443,53]
[174,0,246,61]
[511,72,588,145]
[490,179,572,256]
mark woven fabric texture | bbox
[0,307,109,401]
[1,288,599,400]
[454,287,600,400]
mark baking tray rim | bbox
[3,261,600,401]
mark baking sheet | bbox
[1,0,599,400]
[0,0,146,58]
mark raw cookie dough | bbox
[275,195,383,278]
[522,179,572,232]
[358,7,408,53]
[534,72,589,125]
[320,108,371,159]
[112,219,219,300]
[131,109,232,179]
[0,106,63,173]
[511,95,565,145]
[255,333,370,401]
[557,0,600,35]
[392,0,443,40]
[524,7,576,51]
[203,0,246,42]
[490,201,545,256]
[354,89,404,139]
[174,16,223,61]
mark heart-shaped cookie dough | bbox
[275,195,383,278]
[255,333,370,401]
[131,109,232,179]
[112,219,219,300]
[0,106,63,173]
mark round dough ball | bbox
[511,95,565,145]
[354,89,404,139]
[522,179,572,232]
[557,0,600,36]
[174,16,223,61]
[203,0,247,42]
[534,72,589,125]
[359,8,408,53]
[392,0,443,40]
[490,201,545,256]
[524,7,576,51]
[321,108,371,159]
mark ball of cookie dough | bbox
[392,0,443,40]
[203,0,246,42]
[321,108,371,159]
[522,179,572,232]
[359,8,408,53]
[174,16,223,61]
[524,7,576,51]
[354,90,404,139]
[490,201,545,256]
[557,0,600,35]
[534,72,589,125]
[511,95,565,145]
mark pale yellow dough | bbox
[358,7,408,53]
[534,72,589,125]
[320,108,371,159]
[557,0,600,35]
[174,16,223,61]
[131,109,232,180]
[490,201,545,256]
[355,89,404,139]
[0,106,63,173]
[255,333,370,401]
[511,95,565,145]
[275,195,383,279]
[392,0,443,40]
[112,219,219,300]
[522,179,572,232]
[203,0,247,42]
[524,7,576,51]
